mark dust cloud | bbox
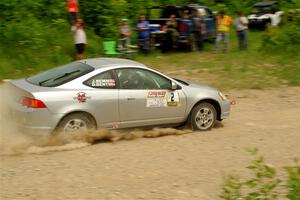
[0,83,192,156]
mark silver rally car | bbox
[6,58,230,134]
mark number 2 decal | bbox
[170,92,175,102]
[167,91,180,107]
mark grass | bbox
[0,27,102,81]
[0,30,299,90]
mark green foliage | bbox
[220,149,300,200]
[261,16,300,54]
[0,0,102,80]
[220,176,243,200]
[285,159,300,200]
[0,0,299,85]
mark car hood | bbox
[180,80,217,91]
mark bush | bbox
[220,148,300,200]
[261,15,300,54]
[285,159,300,200]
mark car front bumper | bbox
[220,100,230,120]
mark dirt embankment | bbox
[0,87,300,200]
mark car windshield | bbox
[27,62,94,87]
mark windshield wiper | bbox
[39,78,53,86]
[53,70,81,81]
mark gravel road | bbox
[1,87,300,200]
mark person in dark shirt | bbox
[165,14,179,48]
[191,11,205,51]
[179,13,192,38]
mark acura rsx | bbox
[5,58,230,135]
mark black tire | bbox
[56,113,96,134]
[190,102,217,131]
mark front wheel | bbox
[190,102,217,131]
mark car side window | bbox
[116,68,171,90]
[84,71,117,89]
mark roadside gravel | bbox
[1,87,300,200]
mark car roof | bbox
[79,58,146,69]
[254,1,277,7]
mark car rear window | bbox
[27,62,94,87]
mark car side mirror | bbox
[171,82,178,90]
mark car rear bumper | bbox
[16,124,54,135]
[248,19,270,29]
[7,104,63,135]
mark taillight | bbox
[21,97,47,108]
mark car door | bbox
[115,68,186,128]
[83,70,119,129]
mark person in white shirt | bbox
[234,11,248,50]
[71,18,87,60]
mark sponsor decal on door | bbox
[146,91,180,107]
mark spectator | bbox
[214,9,232,52]
[234,11,248,50]
[136,15,150,54]
[71,18,87,60]
[179,13,192,38]
[191,11,205,51]
[165,14,179,48]
[66,0,79,25]
[178,14,193,51]
[119,18,131,49]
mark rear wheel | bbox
[57,113,96,134]
[190,102,217,131]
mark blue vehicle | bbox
[147,5,216,51]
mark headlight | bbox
[218,91,227,101]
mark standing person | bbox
[66,0,79,25]
[136,15,150,54]
[179,14,193,51]
[179,13,192,38]
[71,18,87,60]
[191,11,205,51]
[165,14,179,49]
[119,18,131,49]
[234,11,248,50]
[214,9,232,52]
